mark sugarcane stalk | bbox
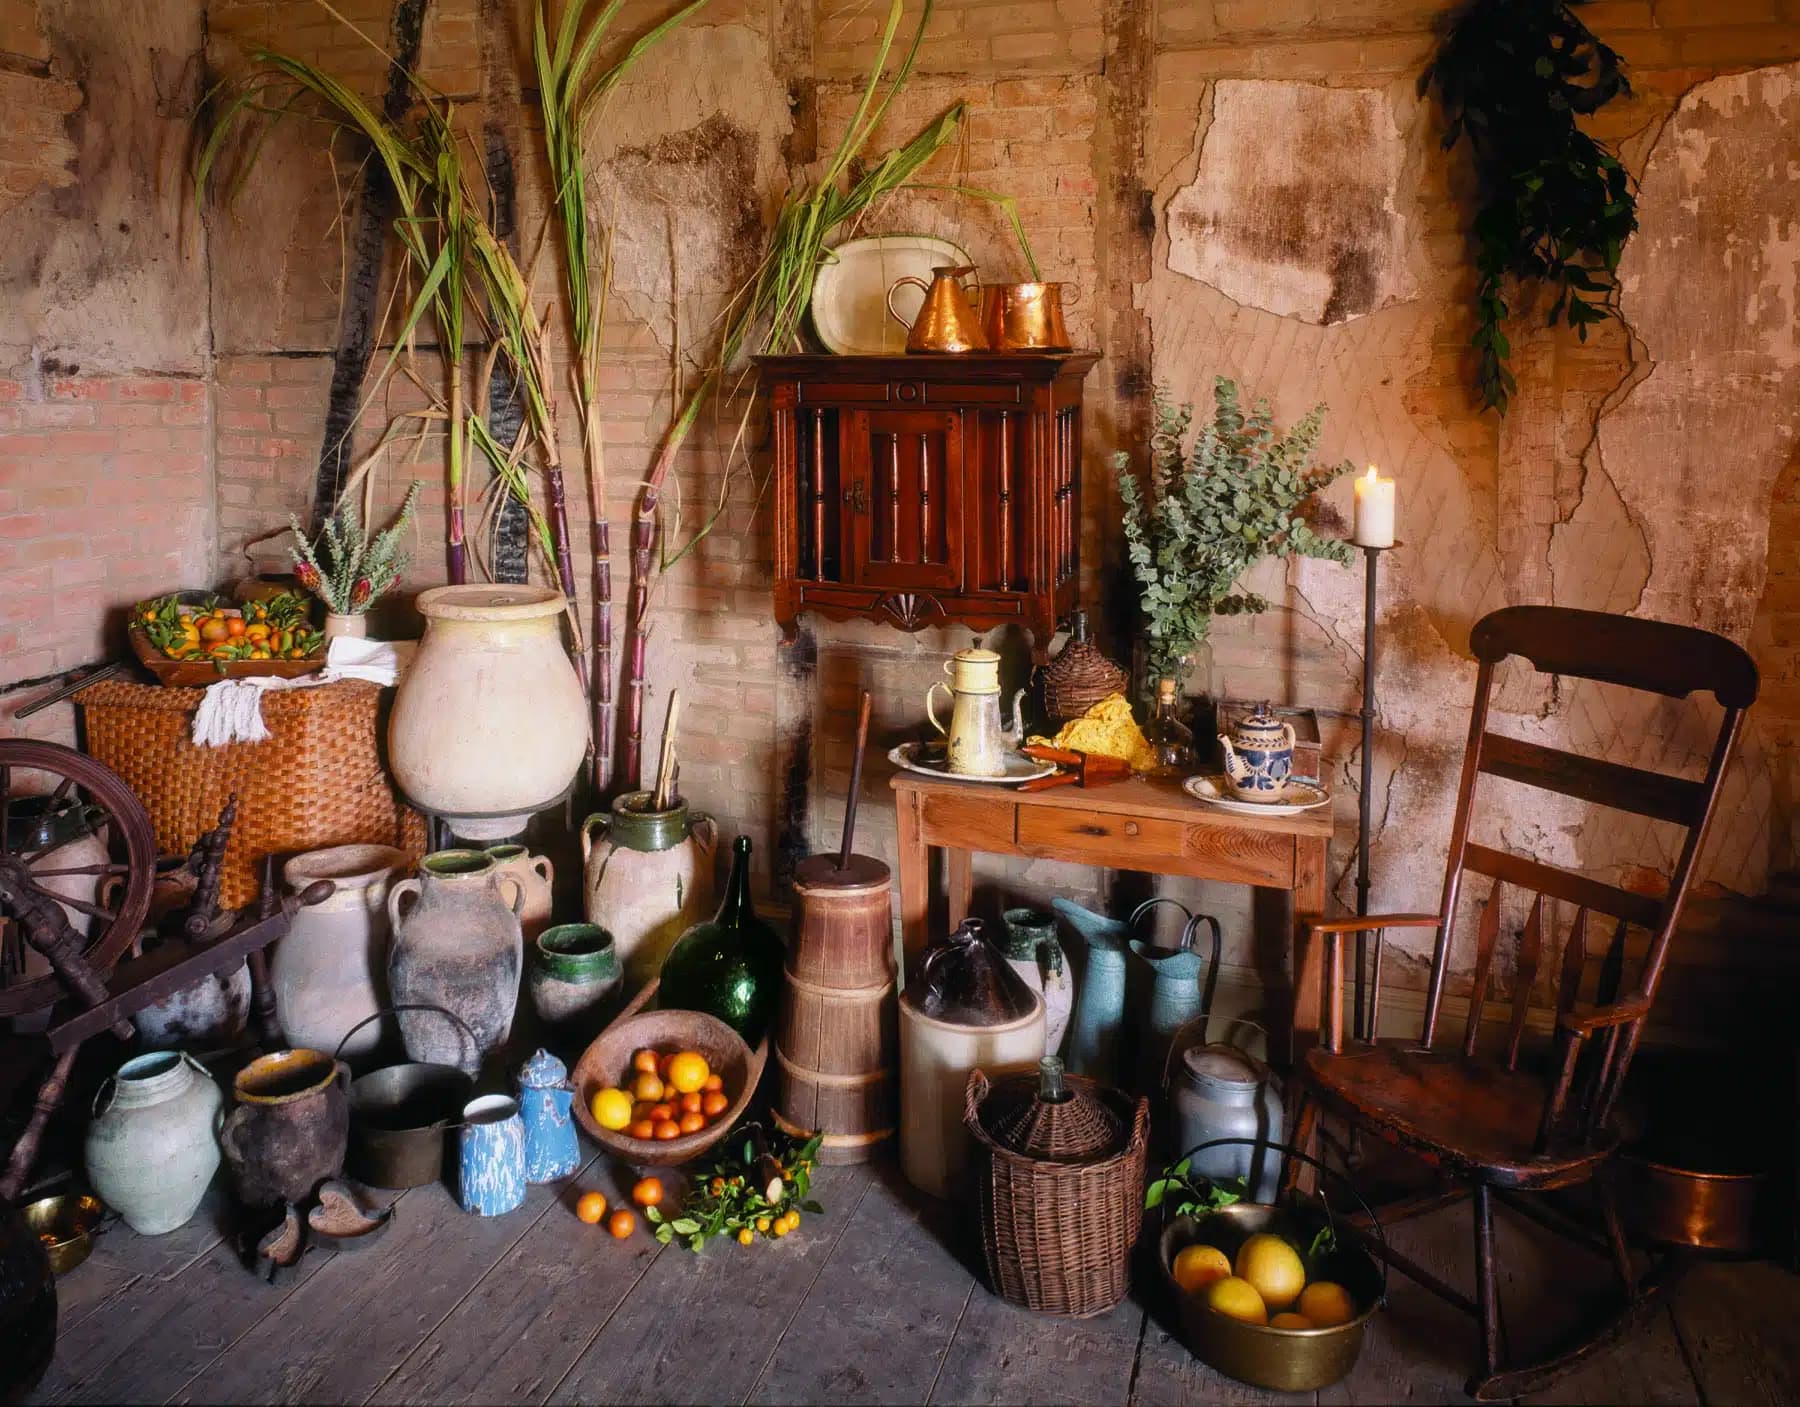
[446,356,467,583]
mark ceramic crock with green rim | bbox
[581,791,717,991]
[528,922,621,1037]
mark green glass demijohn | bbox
[658,835,785,1045]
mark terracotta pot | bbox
[388,585,589,841]
[273,843,412,1065]
[581,792,717,990]
[220,1048,348,1208]
[323,611,368,645]
[85,1050,223,1234]
[131,964,251,1051]
[485,844,554,943]
[386,849,525,1075]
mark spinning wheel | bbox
[0,740,157,1019]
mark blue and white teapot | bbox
[1217,702,1297,801]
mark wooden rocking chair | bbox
[1284,605,1758,1400]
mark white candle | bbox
[1352,465,1396,548]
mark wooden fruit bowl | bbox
[129,624,325,687]
[572,978,767,1167]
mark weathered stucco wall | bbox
[4,0,1798,1032]
[0,0,213,743]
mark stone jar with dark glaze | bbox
[220,1048,349,1208]
[386,849,525,1076]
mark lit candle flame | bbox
[1364,464,1379,483]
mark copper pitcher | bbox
[978,281,1073,352]
[887,265,988,354]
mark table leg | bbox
[946,848,973,929]
[896,786,930,973]
[1289,835,1329,1063]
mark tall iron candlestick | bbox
[1354,542,1396,1041]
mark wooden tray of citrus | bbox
[572,977,767,1166]
[132,590,325,686]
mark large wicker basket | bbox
[965,1065,1150,1318]
[81,679,424,910]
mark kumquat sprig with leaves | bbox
[644,1128,823,1252]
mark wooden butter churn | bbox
[772,695,898,1163]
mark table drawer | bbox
[1015,806,1297,887]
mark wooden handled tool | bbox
[1018,744,1132,792]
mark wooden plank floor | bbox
[27,1145,1800,1406]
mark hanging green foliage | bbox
[1421,0,1637,413]
[1115,379,1354,688]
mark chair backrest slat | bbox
[1478,732,1704,826]
[1462,882,1503,1058]
[1555,906,1590,1019]
[1463,843,1662,930]
[1504,895,1544,1070]
[1471,605,1758,707]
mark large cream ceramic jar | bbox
[389,586,588,841]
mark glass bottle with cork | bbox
[1143,677,1197,778]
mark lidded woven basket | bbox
[965,1057,1149,1318]
[1039,612,1129,723]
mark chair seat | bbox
[1302,1042,1615,1190]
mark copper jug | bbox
[887,265,988,354]
[978,281,1073,352]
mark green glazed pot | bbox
[529,923,621,1037]
[597,792,691,853]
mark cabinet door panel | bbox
[841,409,963,589]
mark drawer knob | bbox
[1123,821,1140,837]
[897,382,920,402]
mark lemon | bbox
[1172,1244,1233,1294]
[1269,1312,1315,1330]
[591,1087,633,1131]
[1298,1280,1356,1328]
[667,1050,710,1095]
[1204,1276,1268,1326]
[1235,1233,1306,1312]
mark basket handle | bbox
[1165,1136,1388,1306]
[333,1003,477,1066]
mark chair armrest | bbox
[1303,913,1440,936]
[1557,997,1650,1036]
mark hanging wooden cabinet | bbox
[757,352,1101,662]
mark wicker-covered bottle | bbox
[1039,611,1129,722]
[965,1056,1149,1317]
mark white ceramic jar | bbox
[899,995,1045,1199]
[388,586,589,841]
[85,1051,223,1235]
[272,844,413,1064]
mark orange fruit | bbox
[631,1177,663,1208]
[656,1053,676,1081]
[667,1051,709,1094]
[199,618,230,643]
[630,1100,655,1123]
[627,1119,656,1140]
[679,1092,702,1115]
[607,1209,636,1239]
[648,1103,673,1123]
[701,1091,729,1118]
[630,1071,665,1103]
[575,1191,607,1224]
[225,616,247,638]
[678,1112,705,1135]
[591,1088,633,1132]
[652,1119,680,1141]
[702,1074,723,1093]
[631,1049,658,1075]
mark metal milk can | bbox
[926,646,1026,777]
[1167,1021,1284,1201]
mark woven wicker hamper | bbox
[81,679,425,910]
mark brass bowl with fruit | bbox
[131,590,326,686]
[1157,1141,1385,1392]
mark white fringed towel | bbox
[189,635,415,747]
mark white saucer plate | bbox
[887,742,1058,785]
[1182,774,1332,814]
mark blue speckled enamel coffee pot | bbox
[458,1094,525,1215]
[516,1049,578,1184]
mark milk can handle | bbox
[1161,1015,1270,1094]
[332,1003,477,1066]
[1165,1136,1389,1306]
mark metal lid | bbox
[517,1049,568,1089]
[1182,1043,1262,1090]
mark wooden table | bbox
[891,772,1334,1054]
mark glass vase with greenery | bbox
[1115,379,1354,689]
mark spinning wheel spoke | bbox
[27,862,133,879]
[19,879,117,923]
[49,775,77,804]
